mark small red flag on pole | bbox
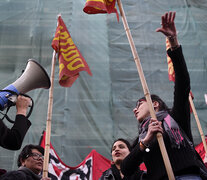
[52,16,92,87]
[83,0,119,21]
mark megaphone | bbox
[0,59,51,111]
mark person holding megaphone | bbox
[0,60,50,176]
[0,95,31,150]
[0,60,50,151]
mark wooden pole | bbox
[116,0,175,179]
[189,94,207,154]
[42,50,56,178]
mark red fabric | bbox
[140,162,146,171]
[83,0,119,22]
[51,16,92,87]
[40,131,148,179]
[195,138,207,161]
[166,38,175,82]
[40,131,111,180]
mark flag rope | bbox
[116,0,175,179]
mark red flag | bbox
[166,38,175,82]
[83,0,119,21]
[195,137,207,162]
[39,131,111,180]
[52,16,92,87]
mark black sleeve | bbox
[0,171,27,180]
[121,143,144,176]
[0,115,31,150]
[167,46,192,141]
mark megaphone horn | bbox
[0,59,51,111]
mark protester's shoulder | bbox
[0,170,26,180]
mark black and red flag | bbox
[39,131,111,180]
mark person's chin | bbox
[137,118,143,123]
[34,166,42,174]
[115,158,123,165]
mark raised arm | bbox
[156,12,191,140]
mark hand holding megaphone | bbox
[0,59,51,123]
[16,95,32,116]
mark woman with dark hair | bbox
[99,138,145,180]
[121,12,207,180]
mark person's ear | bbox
[20,158,26,167]
[153,101,159,111]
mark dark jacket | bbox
[0,167,41,180]
[99,168,115,180]
[100,165,145,180]
[0,114,31,150]
[121,46,206,180]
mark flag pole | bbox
[189,94,207,154]
[116,0,175,179]
[42,50,56,178]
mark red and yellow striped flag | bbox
[166,38,175,82]
[83,0,119,21]
[52,16,92,87]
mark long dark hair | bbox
[137,94,170,112]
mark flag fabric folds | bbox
[166,38,175,82]
[52,16,92,87]
[195,137,207,161]
[39,131,111,180]
[83,0,119,21]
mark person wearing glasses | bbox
[0,144,50,180]
[121,12,207,180]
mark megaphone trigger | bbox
[8,95,18,104]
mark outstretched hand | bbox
[156,12,177,37]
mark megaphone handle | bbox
[4,94,34,123]
[26,96,34,119]
[2,106,15,123]
[19,93,34,119]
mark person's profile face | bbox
[133,100,150,122]
[111,141,130,165]
[21,149,43,174]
